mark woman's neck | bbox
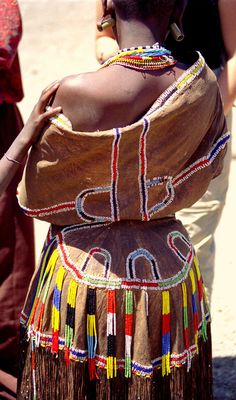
[115,18,169,50]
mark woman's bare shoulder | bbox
[52,70,122,131]
[52,73,95,129]
[51,68,139,131]
[51,62,192,132]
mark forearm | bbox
[0,131,31,195]
[0,81,61,195]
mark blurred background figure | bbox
[95,0,236,302]
[96,0,118,64]
[166,0,236,302]
[0,1,35,398]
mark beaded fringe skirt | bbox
[17,219,212,400]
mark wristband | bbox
[4,153,22,165]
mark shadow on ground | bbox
[213,357,236,399]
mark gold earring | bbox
[97,16,116,32]
[170,23,184,42]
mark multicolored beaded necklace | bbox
[101,42,177,71]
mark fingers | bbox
[41,105,62,121]
[37,80,61,111]
[42,80,60,94]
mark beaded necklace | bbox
[101,43,177,71]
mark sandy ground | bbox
[17,1,236,398]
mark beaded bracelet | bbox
[4,153,22,165]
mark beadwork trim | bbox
[49,112,72,130]
[102,44,176,72]
[173,131,230,187]
[107,290,117,379]
[143,131,230,219]
[63,221,112,235]
[18,130,230,221]
[18,198,76,218]
[167,231,191,263]
[117,43,161,54]
[20,311,28,326]
[125,290,133,377]
[26,240,58,329]
[64,279,78,365]
[162,290,171,376]
[139,118,150,221]
[126,248,161,280]
[55,226,194,291]
[111,128,121,221]
[51,266,65,353]
[76,186,112,223]
[26,312,210,379]
[147,177,175,218]
[81,247,112,278]
[146,53,205,115]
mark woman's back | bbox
[52,57,191,132]
[19,52,228,226]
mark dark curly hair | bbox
[113,0,178,20]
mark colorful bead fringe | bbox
[52,266,65,353]
[194,256,208,341]
[35,250,58,344]
[107,290,117,379]
[190,268,199,353]
[162,290,171,377]
[87,288,98,380]
[64,279,78,365]
[23,239,212,389]
[31,337,37,400]
[125,290,133,378]
[182,282,191,371]
[28,245,58,331]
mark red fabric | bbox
[0,0,23,104]
[0,2,33,392]
[0,104,35,379]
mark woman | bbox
[17,0,229,399]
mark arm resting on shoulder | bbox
[0,82,61,195]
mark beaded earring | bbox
[170,22,184,42]
[97,16,116,32]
